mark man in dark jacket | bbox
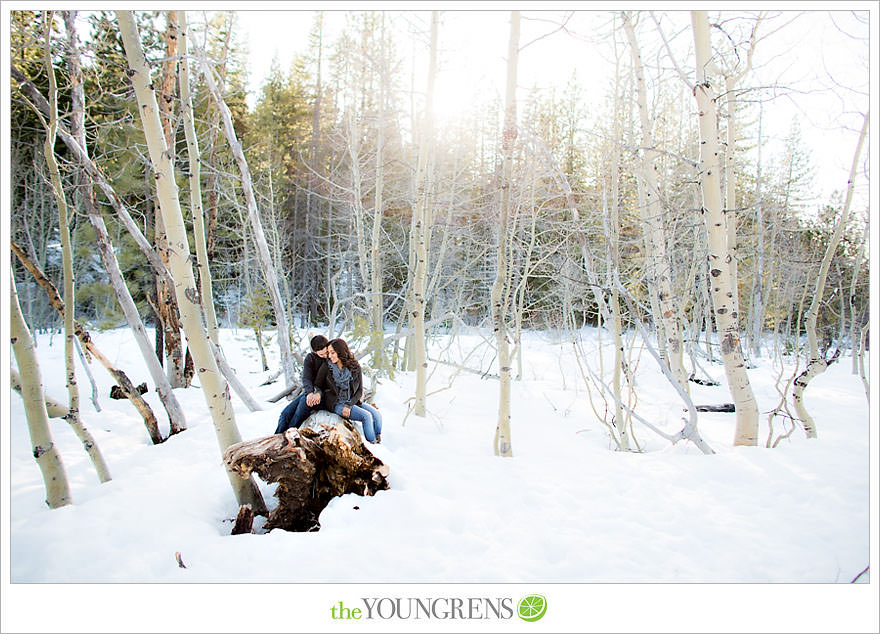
[274,335,329,434]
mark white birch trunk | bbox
[412,12,439,418]
[177,11,220,347]
[793,111,869,438]
[197,45,296,389]
[118,11,266,513]
[751,102,765,358]
[11,271,72,509]
[691,11,759,446]
[848,218,867,373]
[11,239,164,443]
[724,75,741,320]
[370,13,388,374]
[492,11,519,457]
[600,32,630,450]
[44,16,112,482]
[10,368,68,418]
[62,12,186,437]
[155,10,187,389]
[623,13,688,393]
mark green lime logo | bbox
[517,594,547,622]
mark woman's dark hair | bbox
[310,335,329,351]
[329,338,360,372]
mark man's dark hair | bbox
[310,335,329,351]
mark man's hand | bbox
[306,392,321,407]
[341,406,351,418]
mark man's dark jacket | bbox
[301,351,323,394]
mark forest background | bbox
[2,4,877,634]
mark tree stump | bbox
[231,504,255,535]
[223,414,389,533]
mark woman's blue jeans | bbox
[334,402,383,442]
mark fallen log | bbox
[223,412,389,533]
[694,403,736,413]
[689,374,720,387]
[110,382,148,399]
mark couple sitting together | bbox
[275,335,383,444]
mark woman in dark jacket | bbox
[315,338,383,443]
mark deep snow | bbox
[3,325,877,633]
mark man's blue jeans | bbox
[275,392,323,434]
[333,402,383,442]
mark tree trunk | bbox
[44,14,112,482]
[492,11,519,458]
[207,339,264,412]
[196,48,296,390]
[370,13,388,375]
[224,415,389,532]
[10,368,68,418]
[60,14,186,437]
[117,11,266,513]
[12,240,165,444]
[622,12,688,393]
[750,101,765,358]
[10,271,73,509]
[600,36,630,450]
[178,11,220,346]
[691,10,759,446]
[724,75,741,321]
[793,111,869,438]
[10,66,177,294]
[849,217,867,373]
[154,9,188,389]
[412,12,439,417]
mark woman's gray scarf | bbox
[328,360,352,404]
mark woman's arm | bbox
[348,366,363,407]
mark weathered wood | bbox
[231,504,255,535]
[689,374,720,387]
[12,239,165,444]
[110,382,148,399]
[695,403,736,413]
[224,415,389,533]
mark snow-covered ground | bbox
[3,326,877,633]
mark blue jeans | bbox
[275,392,323,434]
[334,402,383,442]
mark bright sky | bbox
[229,7,873,208]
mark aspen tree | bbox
[10,369,69,419]
[492,11,519,457]
[307,13,325,328]
[12,240,164,443]
[412,12,439,417]
[793,112,869,438]
[41,11,111,481]
[196,36,297,389]
[848,217,867,374]
[117,11,266,513]
[622,12,688,393]
[370,12,389,375]
[154,10,188,388]
[714,14,769,325]
[60,12,187,438]
[11,272,72,509]
[177,11,220,346]
[750,102,766,357]
[603,23,631,449]
[691,10,759,446]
